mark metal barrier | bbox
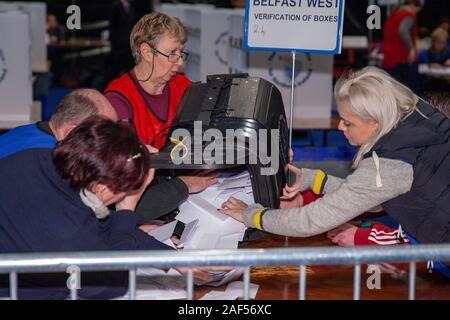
[1,244,450,300]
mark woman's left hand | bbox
[218,197,248,222]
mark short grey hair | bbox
[49,89,100,130]
[129,12,187,65]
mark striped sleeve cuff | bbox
[312,170,328,195]
[252,207,271,231]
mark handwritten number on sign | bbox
[253,24,265,36]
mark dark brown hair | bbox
[421,91,450,118]
[52,116,150,193]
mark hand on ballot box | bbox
[178,170,220,194]
[218,196,248,223]
[281,163,302,200]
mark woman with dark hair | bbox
[0,116,171,299]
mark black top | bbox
[0,149,172,299]
[366,102,450,244]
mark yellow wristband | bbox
[312,170,327,195]
[253,208,267,230]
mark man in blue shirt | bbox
[0,88,118,158]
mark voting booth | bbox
[183,7,235,82]
[0,10,33,124]
[0,2,47,73]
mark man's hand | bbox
[178,170,220,194]
[281,164,302,200]
[218,197,248,222]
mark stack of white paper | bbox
[175,170,253,250]
[114,268,187,300]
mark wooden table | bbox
[194,234,450,300]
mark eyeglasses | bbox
[151,46,189,63]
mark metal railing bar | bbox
[243,267,250,300]
[9,272,17,300]
[187,269,194,300]
[299,265,307,300]
[409,262,417,301]
[129,269,136,300]
[353,264,361,300]
[0,245,449,274]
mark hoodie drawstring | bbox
[372,151,383,188]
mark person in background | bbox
[219,67,450,277]
[419,28,450,91]
[46,13,65,86]
[383,0,423,92]
[419,28,450,67]
[422,91,450,118]
[0,89,118,159]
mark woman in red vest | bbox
[105,12,219,223]
[382,0,423,91]
[105,12,191,149]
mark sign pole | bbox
[289,50,296,152]
[285,50,297,246]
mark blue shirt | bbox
[0,123,57,159]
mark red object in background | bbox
[301,190,321,205]
[383,9,418,68]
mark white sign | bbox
[245,0,345,53]
[0,2,47,72]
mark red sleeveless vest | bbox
[383,10,418,69]
[105,73,191,148]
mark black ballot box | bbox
[150,73,289,210]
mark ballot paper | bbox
[115,268,187,300]
[174,170,253,250]
[148,220,178,249]
[199,281,259,300]
[136,171,255,289]
[179,219,199,246]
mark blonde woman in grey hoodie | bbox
[219,67,450,275]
